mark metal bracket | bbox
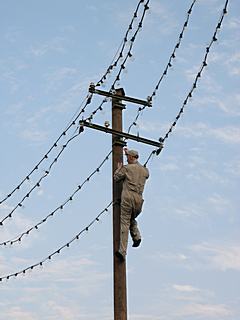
[80,120,163,148]
[89,83,152,107]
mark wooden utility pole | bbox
[112,88,127,320]
[82,83,162,320]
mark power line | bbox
[0,201,113,282]
[0,150,112,246]
[0,94,92,207]
[0,0,150,226]
[96,0,147,87]
[0,128,85,226]
[144,0,229,166]
[127,0,197,135]
[85,1,151,123]
[1,0,228,283]
[150,0,197,100]
[111,0,150,91]
[0,1,149,208]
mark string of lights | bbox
[0,127,86,226]
[0,201,113,282]
[0,94,93,207]
[150,0,197,100]
[0,1,150,208]
[84,1,150,123]
[111,0,150,91]
[0,150,112,246]
[96,0,147,87]
[83,0,151,128]
[144,0,229,166]
[0,0,150,228]
[1,0,229,283]
[127,0,197,135]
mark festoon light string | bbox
[127,0,197,135]
[2,0,229,282]
[0,95,91,208]
[0,201,113,282]
[110,0,150,91]
[0,0,152,238]
[96,0,147,87]
[0,0,151,226]
[0,117,89,226]
[0,1,154,280]
[0,0,148,208]
[84,0,150,123]
[144,0,229,166]
[0,150,112,246]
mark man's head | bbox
[124,149,139,164]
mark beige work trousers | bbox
[119,191,144,257]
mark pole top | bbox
[89,83,151,107]
[114,88,125,96]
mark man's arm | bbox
[114,162,127,182]
[145,167,150,179]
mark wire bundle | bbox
[0,0,230,282]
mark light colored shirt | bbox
[114,161,149,196]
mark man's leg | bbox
[130,218,141,247]
[117,202,132,259]
[130,195,143,247]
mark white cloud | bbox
[130,315,163,320]
[1,306,36,320]
[210,126,240,144]
[173,284,200,293]
[159,163,179,172]
[151,252,188,263]
[29,37,66,57]
[207,193,230,209]
[46,301,79,320]
[194,94,240,116]
[4,29,21,44]
[44,67,79,92]
[226,17,240,30]
[191,242,240,271]
[225,157,240,176]
[174,204,202,218]
[185,68,223,95]
[176,123,240,144]
[0,253,113,319]
[140,119,240,145]
[179,303,233,318]
[0,211,36,245]
[20,128,49,143]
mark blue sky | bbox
[0,0,239,319]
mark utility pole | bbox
[112,88,127,320]
[81,84,162,320]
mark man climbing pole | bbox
[114,148,149,261]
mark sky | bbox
[0,0,239,319]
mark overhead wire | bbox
[0,0,148,208]
[150,0,197,100]
[110,0,150,91]
[84,0,150,123]
[0,0,153,280]
[0,94,92,207]
[127,0,197,135]
[0,0,151,226]
[0,0,229,283]
[144,0,229,166]
[96,0,146,87]
[0,126,85,226]
[0,201,113,282]
[0,150,112,246]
